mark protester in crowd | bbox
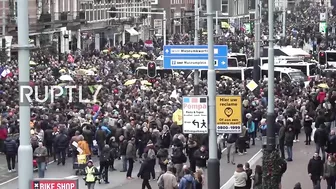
[138,153,153,189]
[252,165,262,189]
[157,164,178,189]
[126,137,136,179]
[244,162,253,189]
[246,114,256,146]
[233,163,247,189]
[285,123,295,161]
[54,127,69,165]
[303,115,313,145]
[84,160,99,189]
[227,133,238,165]
[187,136,198,173]
[193,145,209,171]
[3,135,17,172]
[178,168,196,189]
[314,123,329,162]
[308,153,324,189]
[33,141,48,178]
[194,169,204,189]
[99,144,110,184]
[144,140,157,180]
[324,156,336,189]
[171,137,187,181]
[119,135,128,172]
[78,135,91,159]
[108,136,118,171]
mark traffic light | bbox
[147,62,157,78]
[319,51,326,65]
[321,0,324,5]
[109,7,117,18]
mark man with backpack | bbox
[178,168,196,189]
[145,140,157,180]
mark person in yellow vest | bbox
[84,160,99,189]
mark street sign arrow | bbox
[192,120,199,128]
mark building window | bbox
[221,0,228,13]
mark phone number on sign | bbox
[217,126,241,131]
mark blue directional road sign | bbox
[163,45,228,70]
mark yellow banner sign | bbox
[216,95,242,133]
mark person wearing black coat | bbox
[108,137,118,171]
[137,153,152,189]
[303,115,313,145]
[54,129,69,165]
[95,126,107,156]
[4,136,17,172]
[278,121,286,159]
[327,130,336,155]
[293,115,301,142]
[307,153,324,189]
[193,146,209,170]
[314,124,328,162]
[285,126,295,161]
[99,144,110,184]
[187,138,198,173]
[160,128,171,149]
[82,125,93,149]
[157,147,169,174]
[119,135,128,172]
[44,126,54,157]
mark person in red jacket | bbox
[0,123,8,154]
[317,89,327,104]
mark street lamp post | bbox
[107,10,167,46]
[262,0,285,188]
[253,0,261,93]
[206,0,220,188]
[17,0,34,188]
[194,0,200,95]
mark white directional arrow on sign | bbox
[165,49,169,53]
[221,61,226,65]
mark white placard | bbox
[320,13,326,21]
[150,0,158,5]
[182,96,208,134]
[154,19,163,37]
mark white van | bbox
[258,65,308,82]
[185,67,251,81]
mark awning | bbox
[125,28,139,36]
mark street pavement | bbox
[251,133,327,189]
[0,140,262,189]
[0,154,14,184]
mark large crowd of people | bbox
[0,1,335,189]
